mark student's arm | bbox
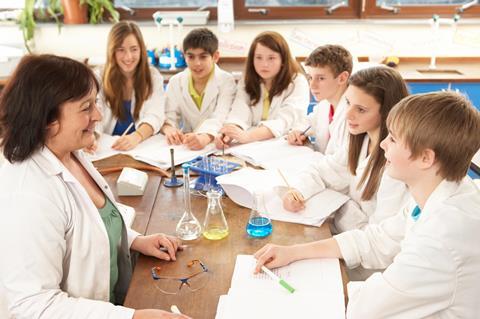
[254,238,343,273]
[0,193,135,319]
[136,68,166,135]
[346,223,456,318]
[161,75,185,145]
[111,123,153,151]
[259,75,310,137]
[220,125,274,144]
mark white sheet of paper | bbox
[86,133,216,169]
[216,168,349,226]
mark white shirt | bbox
[0,148,139,319]
[335,178,480,319]
[164,64,236,136]
[292,136,409,233]
[225,74,310,137]
[95,66,166,134]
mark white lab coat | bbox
[293,95,349,154]
[164,64,236,136]
[335,177,480,319]
[0,147,139,319]
[95,66,166,134]
[225,74,310,137]
[292,136,409,233]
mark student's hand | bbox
[163,125,184,145]
[220,125,251,144]
[214,132,233,149]
[253,243,298,274]
[133,309,191,319]
[111,133,142,151]
[183,133,212,150]
[282,189,305,212]
[131,234,183,261]
[83,138,98,154]
[287,130,307,146]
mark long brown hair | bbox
[102,21,152,121]
[347,67,409,201]
[244,31,303,105]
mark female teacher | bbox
[0,54,190,319]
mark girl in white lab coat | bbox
[0,55,188,319]
[215,31,310,147]
[93,21,166,151]
[254,91,480,319]
[285,67,410,233]
[161,28,236,150]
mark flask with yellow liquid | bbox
[202,189,229,240]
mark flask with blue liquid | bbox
[246,191,272,238]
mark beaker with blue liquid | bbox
[246,191,272,238]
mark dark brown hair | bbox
[103,20,152,121]
[0,54,99,163]
[305,44,353,77]
[183,28,218,55]
[347,67,409,200]
[387,92,480,182]
[244,31,303,105]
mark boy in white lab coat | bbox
[254,91,480,318]
[287,45,352,155]
[160,28,236,150]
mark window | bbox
[0,0,24,9]
[236,0,359,19]
[364,0,480,18]
[113,0,479,20]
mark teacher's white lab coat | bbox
[293,94,349,154]
[0,147,139,319]
[335,177,480,319]
[95,66,166,134]
[225,74,310,137]
[292,136,409,233]
[164,64,236,136]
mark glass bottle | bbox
[175,164,202,240]
[246,191,272,238]
[202,189,229,240]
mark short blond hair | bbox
[387,91,480,182]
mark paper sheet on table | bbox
[215,255,345,319]
[216,168,349,226]
[86,133,216,168]
[226,138,316,169]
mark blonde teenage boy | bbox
[160,28,236,150]
[288,45,352,154]
[255,91,480,318]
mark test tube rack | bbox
[188,156,241,193]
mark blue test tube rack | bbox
[187,156,241,193]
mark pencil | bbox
[261,266,296,294]
[277,169,301,202]
[300,125,312,136]
[121,123,134,137]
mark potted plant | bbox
[19,0,119,52]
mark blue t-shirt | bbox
[112,100,135,136]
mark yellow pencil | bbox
[277,169,301,202]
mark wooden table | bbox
[95,156,348,319]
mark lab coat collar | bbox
[31,147,76,183]
[182,64,220,115]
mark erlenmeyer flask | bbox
[246,191,272,238]
[203,189,229,240]
[176,163,202,240]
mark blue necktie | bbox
[411,205,421,222]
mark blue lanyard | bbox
[411,205,422,222]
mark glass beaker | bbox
[246,191,272,238]
[203,189,229,240]
[176,163,202,240]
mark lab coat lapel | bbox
[181,69,202,115]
